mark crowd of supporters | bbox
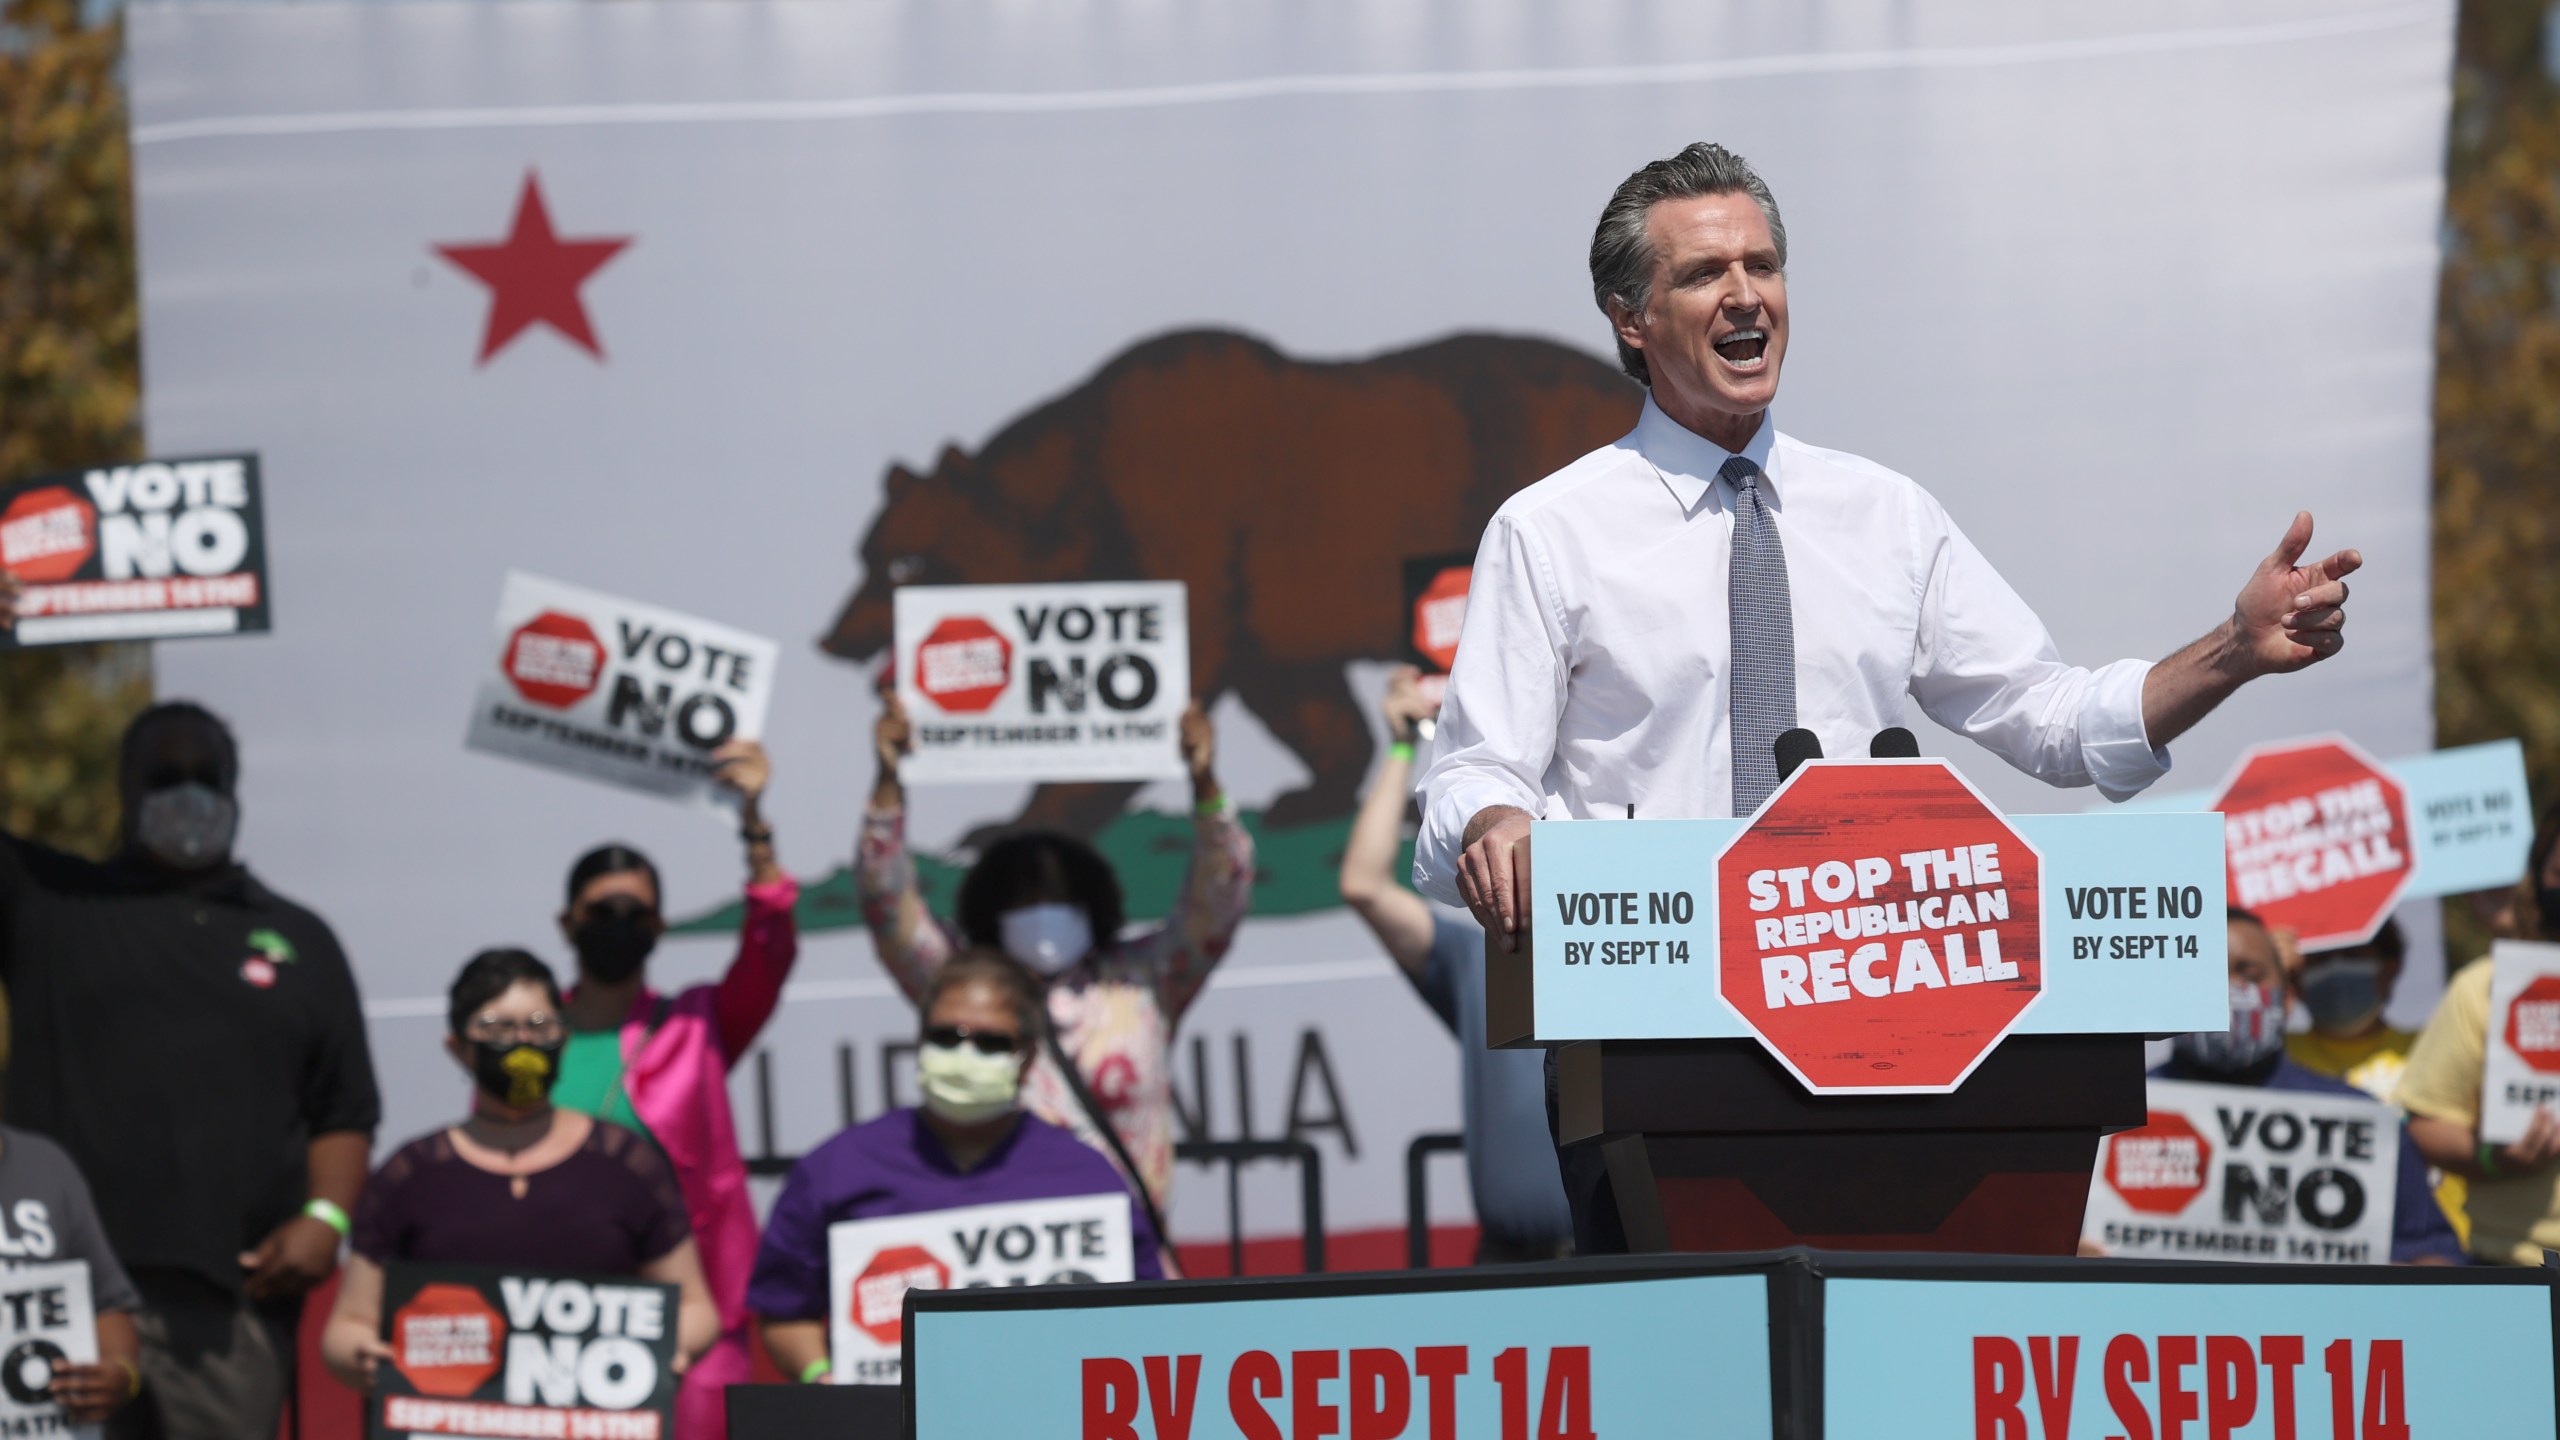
[0,655,2555,1436]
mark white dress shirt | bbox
[1412,394,2168,905]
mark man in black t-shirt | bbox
[0,687,379,1440]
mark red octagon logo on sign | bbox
[1409,564,1472,674]
[503,610,605,710]
[913,616,1012,713]
[0,486,97,583]
[2504,975,2560,1076]
[390,1283,506,1398]
[2104,1111,2213,1216]
[850,1244,948,1349]
[2209,736,2411,952]
[1713,759,2044,1093]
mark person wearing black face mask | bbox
[321,950,716,1396]
[2399,797,2560,1265]
[0,697,380,1440]
[550,740,797,1440]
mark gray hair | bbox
[1588,143,1788,386]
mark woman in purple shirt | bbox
[750,950,1163,1383]
[320,950,721,1396]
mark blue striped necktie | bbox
[1725,454,1797,813]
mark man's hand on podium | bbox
[1458,805,1535,953]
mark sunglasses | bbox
[924,1024,1021,1056]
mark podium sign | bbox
[1528,759,2227,1092]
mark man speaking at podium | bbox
[1411,143,2362,1248]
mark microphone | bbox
[1773,729,1824,782]
[1869,727,1920,759]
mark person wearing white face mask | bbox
[748,951,1164,1384]
[855,693,1252,1244]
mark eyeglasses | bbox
[923,1024,1021,1056]
[466,1014,564,1047]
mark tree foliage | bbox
[0,0,149,856]
[2438,4,2560,797]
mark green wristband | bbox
[799,1358,832,1385]
[304,1198,352,1237]
[1387,741,1416,763]
[2479,1140,2505,1180]
[1195,793,1232,817]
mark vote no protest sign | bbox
[0,1261,100,1440]
[827,1193,1134,1386]
[2085,1078,2399,1264]
[894,582,1188,783]
[0,455,270,648]
[2480,941,2560,1145]
[373,1264,678,1440]
[464,572,778,807]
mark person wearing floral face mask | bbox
[322,950,717,1397]
[857,691,1252,1246]
[2145,911,2462,1264]
[749,950,1163,1385]
[0,699,379,1440]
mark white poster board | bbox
[2481,941,2560,1145]
[463,571,778,806]
[825,1193,1135,1385]
[0,1261,99,1440]
[2085,1078,2399,1265]
[893,582,1188,784]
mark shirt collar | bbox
[1631,392,1779,511]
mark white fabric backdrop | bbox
[124,0,2453,1248]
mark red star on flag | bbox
[434,172,632,365]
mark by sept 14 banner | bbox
[371,1263,678,1440]
[0,455,269,648]
[463,571,779,808]
[893,581,1189,784]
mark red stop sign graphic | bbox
[2210,736,2411,952]
[1714,760,2044,1093]
[2504,975,2560,1076]
[503,610,605,710]
[1409,565,1472,674]
[0,486,97,582]
[389,1283,506,1398]
[913,616,1012,713]
[850,1244,948,1349]
[2104,1110,2214,1216]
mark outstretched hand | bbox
[2232,512,2359,676]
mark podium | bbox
[1545,1032,2145,1253]
[1496,758,2230,1258]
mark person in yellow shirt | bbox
[2286,918,2474,1242]
[2286,918,2418,1099]
[2395,799,2560,1265]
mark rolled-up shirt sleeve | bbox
[1906,500,2170,801]
[1414,512,1570,905]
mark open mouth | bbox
[1713,328,1769,371]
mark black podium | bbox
[1490,936,2150,1255]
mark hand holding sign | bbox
[710,738,769,804]
[2235,511,2360,675]
[0,568,17,629]
[1180,701,1218,802]
[1381,664,1441,745]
